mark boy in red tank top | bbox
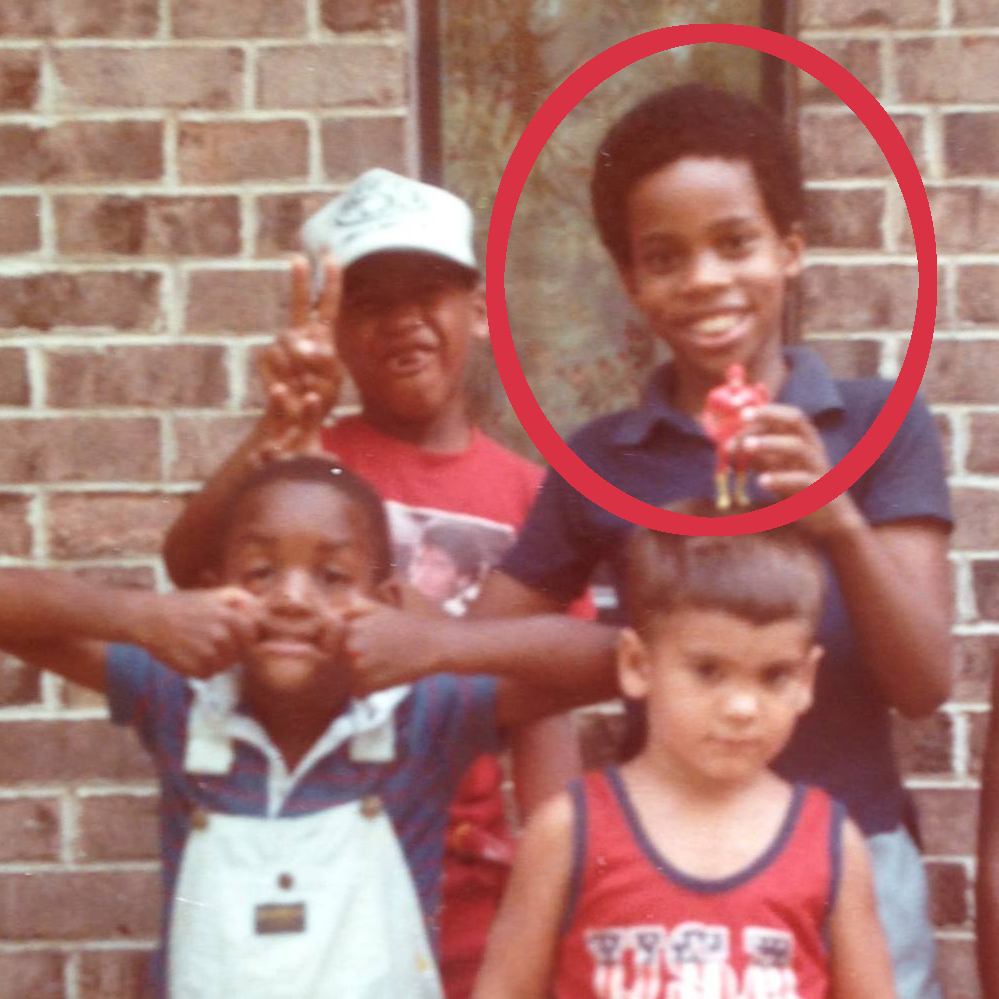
[474,502,896,999]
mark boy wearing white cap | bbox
[163,169,587,999]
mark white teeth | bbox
[692,314,740,335]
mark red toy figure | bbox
[701,364,770,511]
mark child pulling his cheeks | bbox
[0,457,614,999]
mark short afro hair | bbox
[591,83,803,270]
[217,455,393,582]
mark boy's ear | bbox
[781,222,806,280]
[617,627,651,700]
[374,575,403,609]
[468,285,489,343]
[795,643,823,714]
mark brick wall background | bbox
[0,0,993,996]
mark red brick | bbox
[172,0,306,36]
[170,414,257,480]
[0,48,39,109]
[0,653,42,706]
[925,859,970,928]
[973,561,999,622]
[178,120,309,183]
[0,196,41,253]
[256,44,406,109]
[893,712,953,777]
[0,869,160,939]
[936,936,981,999]
[321,115,406,180]
[911,786,978,855]
[953,635,999,703]
[0,952,64,999]
[897,187,999,253]
[47,492,184,559]
[321,0,404,32]
[46,344,228,408]
[804,187,884,250]
[922,340,999,405]
[802,264,916,332]
[56,194,240,257]
[799,336,881,378]
[0,346,29,405]
[255,191,338,256]
[800,111,925,180]
[798,39,882,103]
[897,37,999,103]
[0,494,32,555]
[800,0,937,27]
[969,414,999,476]
[956,266,999,326]
[969,710,989,779]
[0,417,161,484]
[951,487,999,551]
[577,707,628,771]
[945,113,999,177]
[0,797,60,862]
[0,120,163,184]
[185,267,288,334]
[76,793,159,861]
[935,411,954,477]
[0,0,158,37]
[54,46,242,110]
[954,0,999,24]
[0,720,153,785]
[78,949,153,999]
[0,271,160,332]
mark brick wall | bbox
[799,2,999,995]
[0,1,413,995]
[0,0,995,996]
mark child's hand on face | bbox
[734,403,865,538]
[131,587,263,679]
[338,596,445,696]
[254,256,345,464]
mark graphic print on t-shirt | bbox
[386,501,517,617]
[583,922,803,999]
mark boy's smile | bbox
[619,607,820,788]
[620,156,803,412]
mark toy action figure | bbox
[701,364,770,511]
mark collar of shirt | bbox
[186,669,412,816]
[611,346,847,449]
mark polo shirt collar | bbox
[611,346,846,447]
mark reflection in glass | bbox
[439,1,778,453]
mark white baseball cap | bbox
[301,169,478,278]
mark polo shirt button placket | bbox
[360,794,382,818]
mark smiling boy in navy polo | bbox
[469,84,953,999]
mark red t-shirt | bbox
[557,771,841,999]
[321,417,542,999]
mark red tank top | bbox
[556,770,843,999]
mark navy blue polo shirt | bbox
[501,347,952,834]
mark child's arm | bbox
[827,818,898,999]
[0,569,260,692]
[978,668,999,999]
[163,256,343,588]
[472,791,574,999]
[739,403,952,717]
[342,599,619,715]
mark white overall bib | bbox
[167,674,444,999]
